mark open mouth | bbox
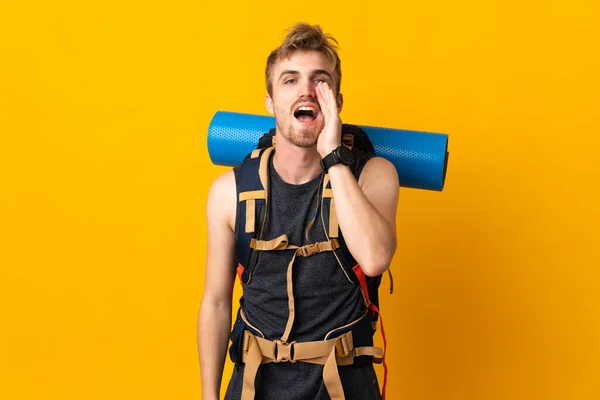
[294,105,319,123]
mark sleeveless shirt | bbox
[225,153,382,400]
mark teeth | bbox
[297,106,315,112]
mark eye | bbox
[284,78,296,84]
[313,78,325,84]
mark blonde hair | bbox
[265,23,342,97]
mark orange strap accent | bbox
[353,265,389,398]
[352,264,371,306]
[370,304,388,400]
[236,264,244,285]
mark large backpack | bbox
[230,124,392,399]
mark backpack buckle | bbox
[273,340,297,363]
[299,243,320,257]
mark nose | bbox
[299,78,317,98]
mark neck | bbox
[272,135,322,185]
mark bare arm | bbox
[327,157,399,276]
[198,170,237,400]
[315,81,399,277]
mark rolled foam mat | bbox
[207,111,449,191]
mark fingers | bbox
[316,81,336,119]
[315,82,326,112]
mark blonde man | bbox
[198,23,399,400]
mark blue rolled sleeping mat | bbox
[207,111,449,191]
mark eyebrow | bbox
[279,69,333,80]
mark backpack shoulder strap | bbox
[234,146,274,283]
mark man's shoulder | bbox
[209,169,236,193]
[207,169,237,230]
[357,156,399,190]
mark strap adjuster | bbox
[331,239,340,251]
[335,333,353,358]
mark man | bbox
[198,23,399,400]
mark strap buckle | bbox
[299,243,320,257]
[273,340,297,363]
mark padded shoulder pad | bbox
[234,148,272,282]
[236,152,264,193]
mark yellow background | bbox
[1,0,599,399]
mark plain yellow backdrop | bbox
[1,1,599,399]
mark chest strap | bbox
[241,329,383,400]
[249,235,339,342]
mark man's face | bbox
[266,50,342,148]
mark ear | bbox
[336,92,344,113]
[265,94,274,114]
